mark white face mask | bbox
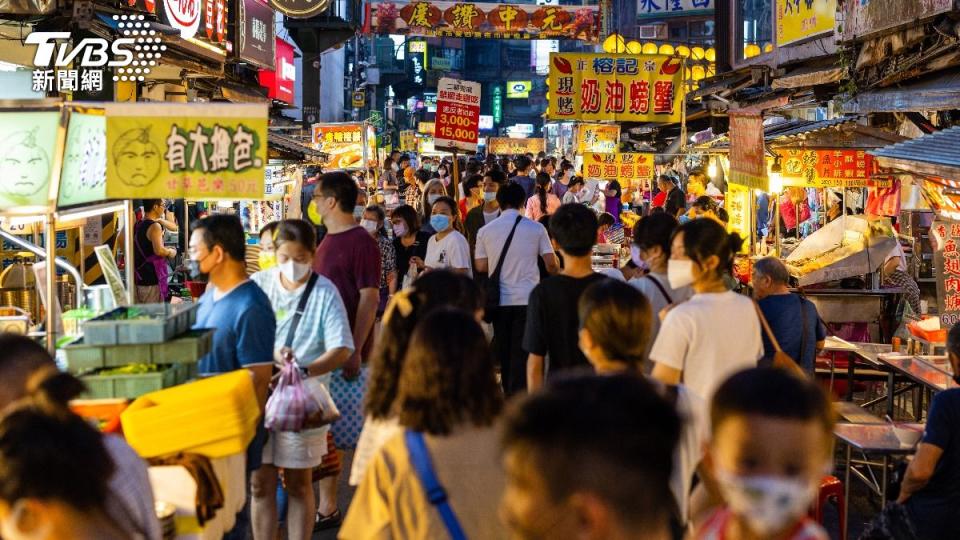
[391,163,399,172]
[630,245,649,272]
[278,259,311,283]
[667,259,695,289]
[360,219,379,234]
[715,469,817,537]
[427,193,442,206]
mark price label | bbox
[434,77,481,153]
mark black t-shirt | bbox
[134,219,159,285]
[393,230,432,278]
[665,188,685,217]
[906,388,960,540]
[523,273,610,376]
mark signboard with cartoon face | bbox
[0,111,61,211]
[58,110,107,208]
[103,103,268,200]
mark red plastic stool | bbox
[811,475,846,540]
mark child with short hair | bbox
[697,368,835,540]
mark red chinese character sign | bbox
[368,1,599,41]
[434,77,481,153]
[728,112,768,191]
[933,221,960,327]
[547,53,683,123]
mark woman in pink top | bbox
[525,172,561,221]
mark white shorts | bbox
[261,426,329,469]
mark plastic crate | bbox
[149,329,213,364]
[61,330,212,374]
[82,303,200,346]
[81,365,179,399]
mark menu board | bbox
[780,149,890,189]
[58,111,107,208]
[932,220,960,327]
[0,111,62,211]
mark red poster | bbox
[729,112,767,191]
[215,0,225,42]
[434,77,481,152]
[933,220,960,327]
[205,0,214,39]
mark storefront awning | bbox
[843,69,960,114]
[772,65,844,90]
[268,132,326,162]
[870,126,960,178]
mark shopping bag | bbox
[265,354,321,432]
[401,265,418,289]
[329,365,370,449]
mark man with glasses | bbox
[189,214,276,540]
[134,198,178,303]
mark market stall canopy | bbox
[697,117,861,153]
[870,126,960,178]
[770,119,906,150]
[785,215,897,287]
[772,65,844,90]
[268,132,327,162]
[843,69,960,114]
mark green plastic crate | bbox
[81,365,179,399]
[82,303,199,346]
[61,330,212,374]
[149,330,213,364]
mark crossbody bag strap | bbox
[490,216,523,281]
[405,430,468,540]
[753,301,783,353]
[284,272,319,349]
[645,275,673,304]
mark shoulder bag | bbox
[483,215,523,322]
[753,301,806,377]
[405,430,468,540]
[645,275,673,305]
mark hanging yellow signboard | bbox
[104,103,268,200]
[582,152,655,184]
[575,123,620,154]
[776,0,837,46]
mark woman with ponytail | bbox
[577,279,703,535]
[524,172,560,221]
[348,271,483,487]
[0,334,160,540]
[649,218,763,426]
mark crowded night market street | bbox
[1,0,960,539]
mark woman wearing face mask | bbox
[419,179,447,235]
[257,221,279,271]
[353,190,369,223]
[423,196,471,277]
[629,213,693,349]
[403,167,422,209]
[389,205,432,286]
[250,219,355,540]
[578,279,704,537]
[553,161,575,200]
[0,376,129,540]
[361,205,397,316]
[649,218,762,429]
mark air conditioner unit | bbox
[638,25,659,39]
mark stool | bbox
[811,475,846,540]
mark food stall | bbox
[486,137,546,156]
[311,122,378,186]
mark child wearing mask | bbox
[696,368,833,540]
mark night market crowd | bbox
[0,153,958,540]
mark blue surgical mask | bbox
[430,214,451,232]
[483,191,497,203]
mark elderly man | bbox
[753,257,826,373]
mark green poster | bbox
[0,111,60,210]
[58,112,107,208]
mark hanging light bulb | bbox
[676,45,690,58]
[659,43,675,56]
[626,41,642,54]
[691,46,705,60]
[642,42,659,55]
[769,156,783,193]
[603,33,624,54]
[707,159,717,179]
[705,47,716,62]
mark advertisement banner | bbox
[728,113,767,191]
[725,183,751,253]
[435,77,481,153]
[547,53,684,123]
[103,103,268,200]
[368,1,600,42]
[637,0,713,19]
[932,220,960,327]
[576,123,620,154]
[582,153,654,184]
[507,81,531,98]
[418,121,435,135]
[258,37,295,105]
[59,110,107,208]
[236,0,276,69]
[780,149,891,188]
[487,137,546,155]
[776,0,836,46]
[133,0,227,44]
[312,123,367,170]
[0,111,62,211]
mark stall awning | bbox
[697,117,861,152]
[772,65,844,90]
[268,133,326,161]
[843,69,960,113]
[870,126,960,178]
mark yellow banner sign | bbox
[400,130,418,152]
[486,137,546,155]
[776,0,836,46]
[547,53,684,123]
[104,103,268,200]
[582,153,655,184]
[576,123,620,154]
[725,183,751,253]
[780,149,891,188]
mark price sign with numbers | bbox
[434,77,481,153]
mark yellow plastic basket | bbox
[121,370,260,459]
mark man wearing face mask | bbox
[464,169,506,256]
[891,323,960,540]
[189,214,277,540]
[698,368,834,540]
[629,213,693,350]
